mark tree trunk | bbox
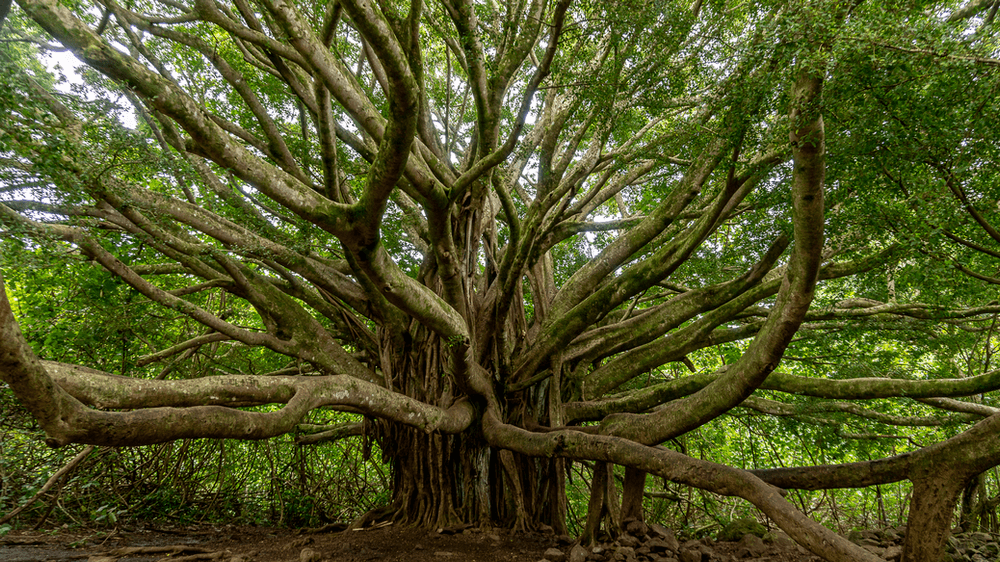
[379,424,569,529]
[902,474,966,562]
[959,472,985,533]
[378,425,467,527]
[549,458,570,535]
[620,467,646,523]
[581,462,611,546]
[374,329,567,530]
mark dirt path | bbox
[0,524,555,562]
[0,522,844,562]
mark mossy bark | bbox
[901,475,966,562]
[620,467,646,523]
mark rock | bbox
[861,530,881,541]
[717,518,766,542]
[883,545,903,561]
[657,530,680,552]
[763,531,796,550]
[609,545,636,561]
[434,552,458,557]
[544,547,568,562]
[619,534,640,548]
[946,535,959,552]
[539,524,556,534]
[569,544,590,562]
[625,519,650,538]
[861,544,886,557]
[734,533,767,558]
[678,548,703,562]
[299,547,323,562]
[881,528,902,543]
[557,534,576,545]
[678,541,712,562]
[648,523,671,539]
[647,537,679,554]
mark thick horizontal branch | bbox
[564,367,1000,423]
[752,411,1000,491]
[740,396,980,427]
[43,361,472,437]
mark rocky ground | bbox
[538,519,1000,562]
[1,520,999,562]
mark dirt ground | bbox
[1,524,551,562]
[0,523,822,562]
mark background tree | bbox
[2,0,1000,561]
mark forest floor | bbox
[0,523,824,562]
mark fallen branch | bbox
[155,552,231,562]
[88,545,233,562]
[106,545,214,556]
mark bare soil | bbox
[0,524,552,562]
[0,524,821,562]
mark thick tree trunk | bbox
[620,467,646,523]
[379,425,470,527]
[902,474,966,562]
[375,393,568,529]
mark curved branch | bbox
[596,58,827,445]
[740,396,981,427]
[483,413,881,562]
[137,332,231,367]
[565,367,1000,423]
[0,277,474,447]
[17,0,353,235]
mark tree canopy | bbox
[2,0,1000,561]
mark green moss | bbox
[717,517,767,541]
